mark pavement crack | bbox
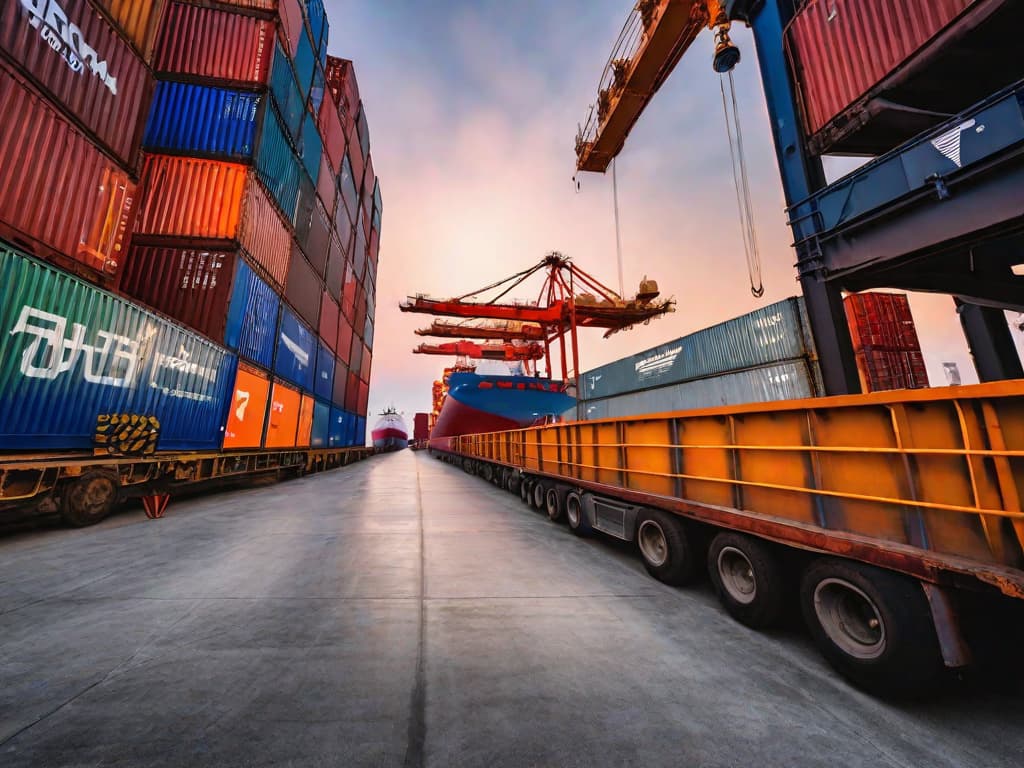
[403,456,427,768]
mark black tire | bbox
[565,492,591,537]
[707,532,786,629]
[506,472,521,495]
[635,509,698,586]
[532,481,547,510]
[800,558,942,696]
[520,478,533,504]
[60,473,119,527]
[545,487,565,522]
[480,464,493,483]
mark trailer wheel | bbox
[708,532,785,629]
[565,492,590,537]
[506,472,521,495]
[520,478,533,504]
[480,464,494,483]
[60,472,119,527]
[636,509,697,586]
[532,481,547,510]
[800,559,942,695]
[545,487,565,522]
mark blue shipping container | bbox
[274,307,316,391]
[356,416,366,446]
[299,113,324,184]
[255,103,303,224]
[311,399,330,447]
[306,0,328,60]
[144,81,261,159]
[328,406,346,447]
[225,261,280,369]
[293,24,315,102]
[0,245,236,452]
[314,341,335,401]
[270,40,304,141]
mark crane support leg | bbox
[957,299,1024,382]
[737,0,860,394]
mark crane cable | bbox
[612,157,625,299]
[720,70,764,299]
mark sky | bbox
[324,1,1024,426]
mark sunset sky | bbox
[326,1,1024,424]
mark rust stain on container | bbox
[154,1,274,84]
[93,0,166,62]
[787,0,972,138]
[0,64,136,279]
[136,155,290,288]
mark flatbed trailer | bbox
[0,446,374,527]
[431,381,1024,694]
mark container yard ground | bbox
[1,453,1023,768]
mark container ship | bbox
[0,0,382,525]
[371,408,409,451]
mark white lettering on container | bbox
[19,0,119,95]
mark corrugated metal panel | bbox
[275,307,316,391]
[1,0,152,170]
[359,345,371,383]
[0,245,235,452]
[316,152,337,219]
[154,1,273,84]
[264,381,301,448]
[293,171,317,250]
[332,361,348,407]
[856,349,930,392]
[211,0,276,10]
[314,342,335,401]
[293,24,315,101]
[318,90,345,172]
[255,103,303,223]
[144,82,262,159]
[356,415,366,446]
[225,260,280,369]
[299,113,324,184]
[311,399,330,447]
[269,41,304,140]
[285,245,322,329]
[0,66,136,279]
[347,126,365,196]
[310,60,325,116]
[328,406,346,447]
[337,318,353,365]
[137,157,291,288]
[278,0,304,57]
[344,371,359,411]
[580,360,821,421]
[787,0,972,137]
[341,261,357,320]
[223,363,270,449]
[581,297,817,400]
[319,293,340,351]
[306,200,331,278]
[844,292,923,352]
[297,394,314,446]
[306,0,327,55]
[92,0,166,62]
[357,380,369,417]
[325,234,345,302]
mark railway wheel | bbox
[800,559,942,696]
[565,492,591,537]
[532,481,547,511]
[708,532,786,629]
[480,464,494,483]
[636,509,697,586]
[545,487,565,522]
[60,472,119,528]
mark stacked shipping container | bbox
[0,0,381,455]
[574,298,824,420]
[844,293,929,392]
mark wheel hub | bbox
[638,520,668,567]
[813,578,886,659]
[718,546,756,604]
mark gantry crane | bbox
[401,252,674,383]
[414,341,546,367]
[415,319,547,342]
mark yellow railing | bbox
[452,382,1024,575]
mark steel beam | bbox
[957,300,1024,381]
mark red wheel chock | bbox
[142,494,171,519]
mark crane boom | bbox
[414,341,545,362]
[415,320,547,341]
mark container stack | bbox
[574,298,824,420]
[844,293,929,392]
[0,0,380,456]
[413,413,430,443]
[119,0,381,450]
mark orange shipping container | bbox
[93,0,166,61]
[264,382,302,448]
[297,395,315,447]
[223,364,271,449]
[136,155,291,288]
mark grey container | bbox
[577,359,822,421]
[580,297,817,401]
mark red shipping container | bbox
[92,0,166,62]
[325,56,358,128]
[856,348,930,393]
[332,361,348,407]
[787,0,972,144]
[344,371,359,412]
[154,1,274,84]
[318,89,346,174]
[337,318,353,365]
[213,0,276,12]
[357,380,369,416]
[1,0,153,170]
[277,0,304,57]
[284,244,322,330]
[347,126,365,193]
[845,292,922,352]
[136,155,291,288]
[360,344,371,382]
[413,413,430,442]
[316,153,337,219]
[319,292,340,351]
[0,64,136,279]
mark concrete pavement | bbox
[1,450,1022,767]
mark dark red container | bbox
[414,413,430,442]
[154,1,274,84]
[325,235,345,301]
[277,0,304,57]
[359,343,371,383]
[347,126,365,193]
[316,153,337,218]
[357,380,369,416]
[1,0,153,170]
[325,56,358,128]
[857,349,930,392]
[0,63,136,280]
[285,245,322,330]
[319,292,340,351]
[119,245,237,341]
[345,371,359,411]
[844,292,922,352]
[318,89,346,174]
[337,318,353,365]
[333,361,348,406]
